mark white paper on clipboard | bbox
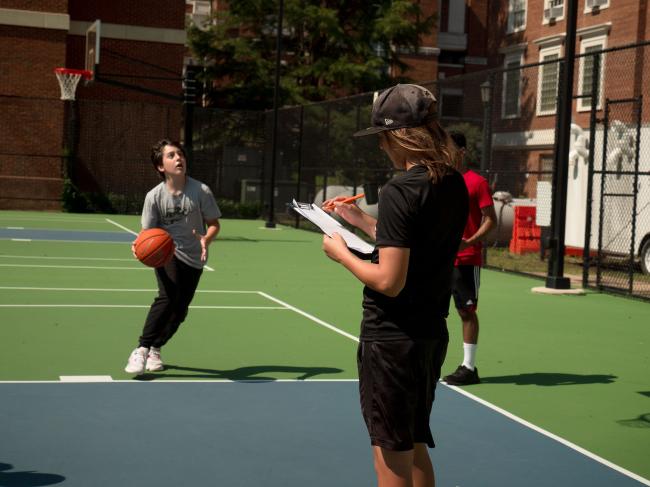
[291,199,374,255]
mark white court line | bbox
[0,304,287,309]
[255,290,650,486]
[105,218,215,272]
[0,286,258,293]
[257,291,360,343]
[3,238,128,245]
[60,376,113,382]
[0,216,105,223]
[0,379,360,384]
[0,264,147,270]
[447,385,650,486]
[0,254,133,262]
[104,218,138,236]
[2,286,644,484]
[7,226,24,229]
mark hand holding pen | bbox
[322,193,364,212]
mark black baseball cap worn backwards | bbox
[353,83,437,137]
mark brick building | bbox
[488,0,650,197]
[0,0,187,210]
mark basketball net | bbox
[54,68,92,101]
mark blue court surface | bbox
[1,381,646,487]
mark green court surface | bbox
[1,210,649,481]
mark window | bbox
[578,36,606,111]
[584,0,609,13]
[508,0,527,33]
[440,89,464,118]
[537,46,562,115]
[543,0,565,23]
[539,154,554,182]
[502,53,523,118]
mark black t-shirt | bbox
[360,165,469,341]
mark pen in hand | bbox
[324,193,364,211]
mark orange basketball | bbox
[134,228,174,268]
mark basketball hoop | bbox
[54,68,92,101]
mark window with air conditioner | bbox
[585,0,609,12]
[578,36,606,111]
[537,45,562,116]
[502,52,523,118]
[543,0,564,23]
[508,0,527,33]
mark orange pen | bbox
[324,193,364,210]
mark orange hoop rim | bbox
[54,67,92,80]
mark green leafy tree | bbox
[188,0,435,109]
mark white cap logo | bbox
[384,118,394,126]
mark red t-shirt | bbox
[455,169,493,266]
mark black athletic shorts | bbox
[451,265,480,311]
[357,336,448,451]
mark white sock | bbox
[137,346,149,354]
[462,343,477,371]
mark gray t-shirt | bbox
[141,176,221,269]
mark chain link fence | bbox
[4,41,649,299]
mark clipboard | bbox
[292,199,375,255]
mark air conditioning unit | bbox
[193,1,211,16]
[586,0,607,8]
[544,4,564,20]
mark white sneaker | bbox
[146,347,164,372]
[125,347,148,374]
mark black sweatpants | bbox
[138,256,203,349]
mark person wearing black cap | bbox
[322,84,468,487]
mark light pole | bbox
[546,0,578,289]
[265,0,284,229]
[480,78,493,175]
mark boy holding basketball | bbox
[125,139,221,375]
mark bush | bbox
[61,179,116,214]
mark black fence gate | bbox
[590,96,650,298]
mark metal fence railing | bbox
[4,41,650,300]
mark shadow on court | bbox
[0,463,65,486]
[617,413,650,428]
[481,372,617,386]
[134,364,344,381]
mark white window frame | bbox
[502,51,524,119]
[577,35,607,112]
[508,0,527,34]
[537,44,562,116]
[584,0,610,14]
[543,0,565,25]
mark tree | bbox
[187,0,435,109]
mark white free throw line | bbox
[257,291,359,343]
[105,218,215,272]
[60,376,113,382]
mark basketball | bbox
[134,228,174,268]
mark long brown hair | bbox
[381,113,461,183]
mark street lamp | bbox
[480,78,493,175]
[265,0,284,229]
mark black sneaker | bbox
[442,365,480,386]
